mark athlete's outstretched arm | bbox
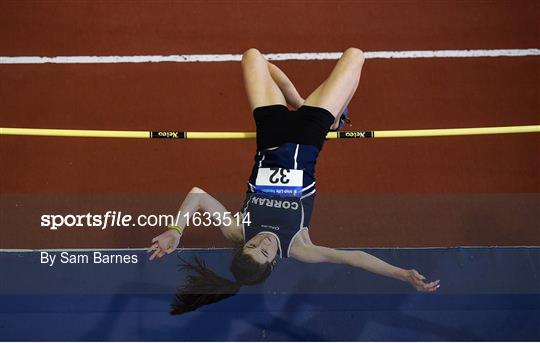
[148,187,242,260]
[267,62,305,110]
[291,244,440,292]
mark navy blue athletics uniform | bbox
[242,104,334,258]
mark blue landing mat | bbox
[0,248,539,340]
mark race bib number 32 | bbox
[255,167,303,197]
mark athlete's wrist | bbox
[168,224,184,237]
[395,268,409,282]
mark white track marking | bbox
[0,49,538,64]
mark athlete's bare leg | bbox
[266,63,305,110]
[303,48,365,129]
[241,48,304,110]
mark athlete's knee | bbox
[190,186,206,194]
[342,47,365,66]
[242,48,264,65]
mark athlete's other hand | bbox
[404,269,440,292]
[148,230,181,261]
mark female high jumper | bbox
[148,48,440,315]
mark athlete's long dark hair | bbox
[170,247,274,315]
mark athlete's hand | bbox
[404,269,440,292]
[148,230,181,261]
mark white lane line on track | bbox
[0,246,538,252]
[0,48,538,64]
